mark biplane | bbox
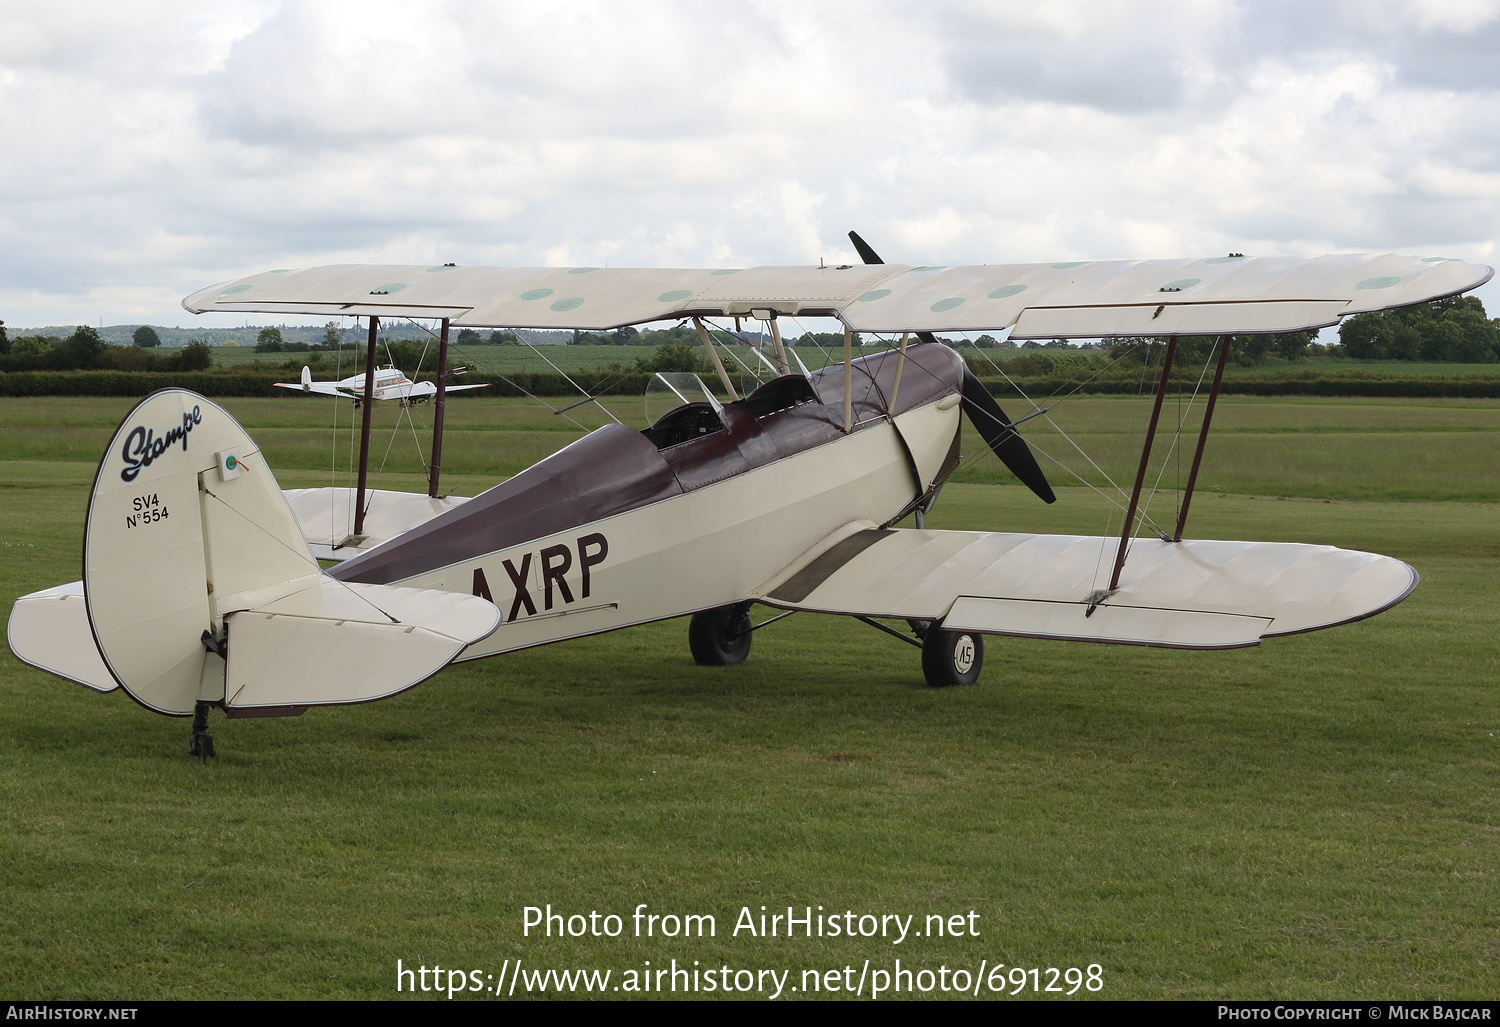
[7,234,1492,756]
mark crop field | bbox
[1,391,1497,1000]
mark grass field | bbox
[1,392,1497,1000]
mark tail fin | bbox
[301,365,312,390]
[82,390,498,715]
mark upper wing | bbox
[183,254,1491,337]
[751,522,1416,650]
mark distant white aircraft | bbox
[275,364,488,404]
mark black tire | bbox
[921,625,983,687]
[688,602,754,666]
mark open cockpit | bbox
[642,371,824,450]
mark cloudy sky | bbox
[3,0,1499,330]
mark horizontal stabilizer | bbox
[7,582,118,693]
[273,380,345,397]
[754,525,1417,650]
[225,578,499,710]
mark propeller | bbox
[848,230,1056,504]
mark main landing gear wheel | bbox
[689,602,753,666]
[921,624,983,688]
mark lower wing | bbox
[752,522,1416,649]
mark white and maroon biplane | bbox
[7,236,1491,755]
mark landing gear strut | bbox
[189,700,217,760]
[689,602,754,666]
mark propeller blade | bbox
[961,367,1056,504]
[849,230,884,265]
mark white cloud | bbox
[1,0,1498,329]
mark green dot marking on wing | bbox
[1356,277,1401,290]
[550,297,585,312]
[221,284,253,295]
[567,267,599,274]
[710,269,742,276]
[427,266,456,273]
[658,290,692,303]
[1161,278,1201,291]
[1051,262,1087,269]
[929,297,965,313]
[857,289,892,302]
[987,285,1026,299]
[371,283,407,294]
[1420,257,1454,262]
[521,289,554,301]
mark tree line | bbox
[250,323,520,353]
[0,325,212,373]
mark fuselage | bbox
[332,343,967,657]
[338,366,432,401]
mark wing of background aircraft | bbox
[402,379,489,399]
[183,254,1492,336]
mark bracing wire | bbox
[1136,339,1219,540]
[696,317,770,393]
[520,338,623,424]
[199,484,400,624]
[1095,341,1172,578]
[853,329,1145,519]
[330,317,345,541]
[400,317,596,432]
[394,319,627,497]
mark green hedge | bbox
[4,368,1500,399]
